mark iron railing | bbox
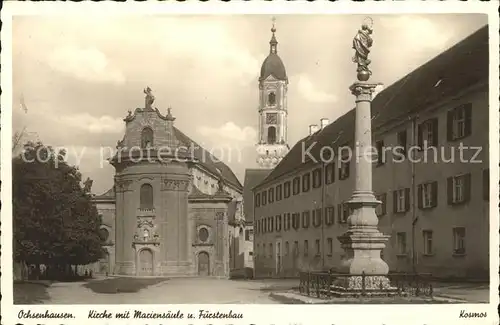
[299,271,433,298]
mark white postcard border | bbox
[1,1,499,325]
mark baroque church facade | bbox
[92,89,244,277]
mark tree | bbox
[13,141,104,274]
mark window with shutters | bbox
[325,206,335,226]
[276,184,282,201]
[448,174,471,205]
[284,181,291,198]
[315,239,321,256]
[313,208,322,227]
[255,193,260,207]
[393,188,409,213]
[293,241,299,256]
[302,210,310,228]
[375,193,387,217]
[418,182,438,209]
[327,238,333,256]
[483,169,489,201]
[275,215,282,232]
[302,173,311,192]
[269,216,274,232]
[292,177,300,195]
[292,213,300,230]
[263,243,266,257]
[325,162,335,184]
[338,203,350,224]
[312,168,322,188]
[423,230,433,255]
[285,241,289,257]
[375,140,385,166]
[396,232,407,255]
[447,104,472,141]
[396,130,407,157]
[263,218,267,233]
[268,187,274,203]
[304,240,309,257]
[269,243,273,258]
[453,227,466,255]
[339,157,350,180]
[284,213,291,230]
[262,191,267,206]
[418,118,438,148]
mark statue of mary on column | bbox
[352,23,374,80]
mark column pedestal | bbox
[331,81,396,297]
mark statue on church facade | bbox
[216,177,225,193]
[352,18,374,81]
[83,177,93,193]
[144,87,155,110]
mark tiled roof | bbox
[95,126,243,200]
[188,184,232,202]
[257,25,489,189]
[173,127,243,191]
[243,168,272,222]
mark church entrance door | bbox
[198,252,210,276]
[139,249,153,276]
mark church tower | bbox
[256,19,290,168]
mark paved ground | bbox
[17,277,489,304]
[431,282,490,303]
[42,277,292,304]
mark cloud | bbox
[379,16,453,51]
[157,19,260,84]
[296,74,338,103]
[197,122,257,143]
[57,113,124,134]
[47,46,125,84]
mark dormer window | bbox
[141,127,154,149]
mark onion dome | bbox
[259,23,287,82]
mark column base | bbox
[329,275,398,297]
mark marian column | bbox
[333,19,395,296]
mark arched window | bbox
[267,126,277,144]
[268,92,276,105]
[140,184,154,209]
[141,127,154,148]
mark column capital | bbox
[349,81,382,98]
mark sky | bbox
[12,14,487,195]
